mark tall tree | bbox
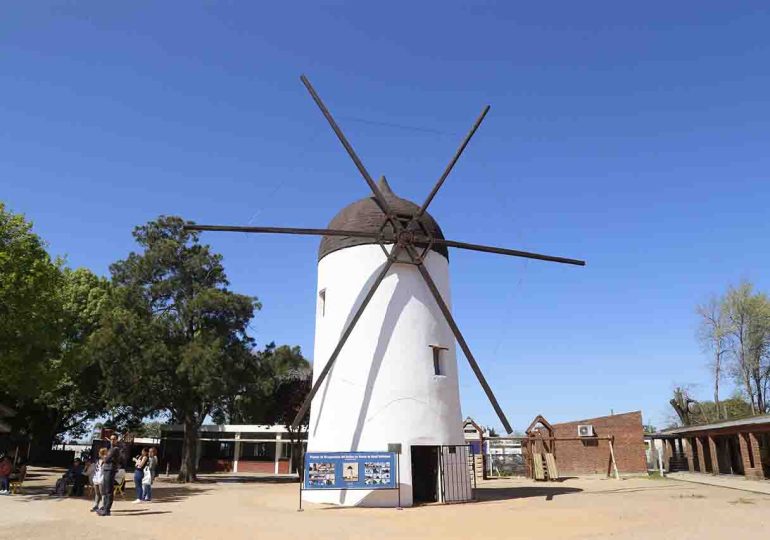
[271,367,311,474]
[20,268,110,454]
[90,216,259,482]
[696,296,729,419]
[0,203,63,398]
[212,343,309,425]
[723,282,770,415]
[1,205,110,455]
[211,344,311,472]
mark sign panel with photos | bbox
[304,452,397,490]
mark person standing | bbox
[97,435,122,517]
[90,448,107,512]
[132,448,148,504]
[142,447,158,502]
[0,455,11,495]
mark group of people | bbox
[48,433,159,517]
[91,434,158,516]
[0,454,26,495]
[129,446,158,504]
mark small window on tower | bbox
[429,345,448,376]
[319,289,326,317]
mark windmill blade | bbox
[300,75,394,217]
[291,247,402,430]
[184,224,383,241]
[433,238,586,266]
[413,105,490,222]
[413,260,514,434]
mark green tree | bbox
[20,268,110,453]
[90,216,259,482]
[723,282,770,414]
[0,203,63,397]
[213,344,310,425]
[696,395,753,422]
[1,205,110,454]
[269,367,311,474]
[211,344,310,473]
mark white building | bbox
[160,424,306,474]
[303,179,472,507]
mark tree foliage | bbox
[1,205,109,453]
[90,216,260,482]
[212,343,310,425]
[0,203,63,397]
[722,282,770,414]
[692,281,770,419]
[22,268,111,447]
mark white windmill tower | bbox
[186,75,585,507]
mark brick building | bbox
[545,411,648,476]
[653,415,770,480]
[472,411,648,479]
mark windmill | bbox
[185,75,584,506]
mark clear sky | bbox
[3,2,770,432]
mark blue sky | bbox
[3,2,770,432]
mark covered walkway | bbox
[650,415,770,480]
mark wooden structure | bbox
[526,415,558,480]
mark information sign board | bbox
[304,452,396,490]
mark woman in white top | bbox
[90,448,107,512]
[142,447,158,502]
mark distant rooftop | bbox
[655,414,770,436]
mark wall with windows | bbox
[159,425,307,475]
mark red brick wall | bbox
[237,459,290,474]
[550,411,647,475]
[198,458,233,473]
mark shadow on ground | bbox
[110,509,173,517]
[11,483,212,504]
[194,474,298,485]
[586,483,692,495]
[474,486,583,502]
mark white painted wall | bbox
[303,244,465,507]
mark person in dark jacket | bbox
[68,458,86,496]
[97,437,122,516]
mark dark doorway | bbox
[411,445,439,503]
[726,435,744,475]
[701,437,713,473]
[689,437,700,472]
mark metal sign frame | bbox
[298,451,401,511]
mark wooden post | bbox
[609,437,620,480]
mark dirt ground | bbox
[1,468,768,540]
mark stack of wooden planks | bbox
[532,452,559,481]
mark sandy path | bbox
[1,469,768,540]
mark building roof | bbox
[161,424,290,433]
[525,414,554,436]
[657,414,770,436]
[318,177,449,261]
